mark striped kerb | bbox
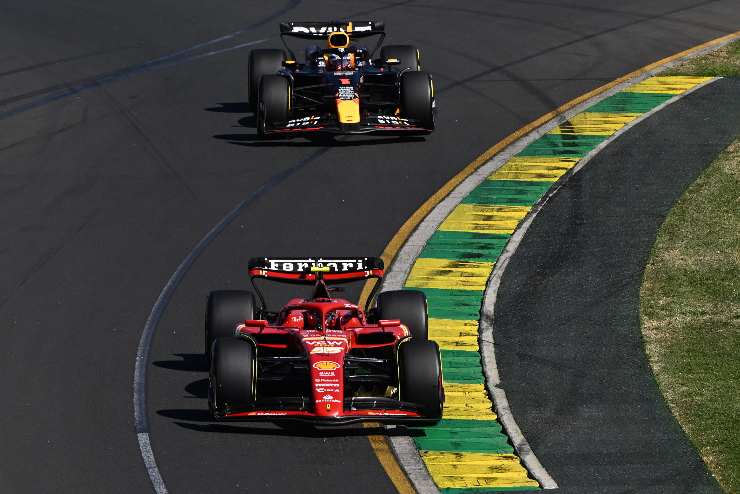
[401,76,711,492]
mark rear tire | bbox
[257,75,290,136]
[248,49,285,110]
[381,45,421,71]
[400,71,435,130]
[377,290,428,340]
[209,338,257,416]
[398,340,443,420]
[204,290,256,364]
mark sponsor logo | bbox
[322,394,334,400]
[286,116,320,128]
[337,85,356,101]
[376,115,411,126]
[304,338,345,346]
[291,24,372,35]
[318,371,336,377]
[315,379,339,385]
[313,361,340,371]
[266,258,366,273]
[316,386,340,393]
[311,346,343,354]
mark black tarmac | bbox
[1,0,740,492]
[493,78,740,493]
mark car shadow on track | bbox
[206,101,427,148]
[159,414,426,439]
[154,353,429,438]
[205,102,250,113]
[217,134,427,148]
[153,353,207,372]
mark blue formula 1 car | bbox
[248,20,436,136]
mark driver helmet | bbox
[303,310,320,330]
[325,50,356,71]
[283,310,305,329]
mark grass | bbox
[640,136,740,492]
[663,39,740,77]
[639,39,740,492]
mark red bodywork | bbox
[220,296,428,423]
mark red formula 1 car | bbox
[205,257,444,425]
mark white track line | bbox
[133,151,326,494]
[380,56,728,494]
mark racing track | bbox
[1,1,739,492]
[492,78,740,493]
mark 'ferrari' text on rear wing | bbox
[247,257,384,283]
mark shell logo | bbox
[313,361,340,371]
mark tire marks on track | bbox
[133,147,329,494]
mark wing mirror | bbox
[379,319,401,328]
[244,319,268,328]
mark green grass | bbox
[640,138,740,492]
[663,39,740,77]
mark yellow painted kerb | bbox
[358,30,740,494]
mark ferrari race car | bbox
[205,257,444,425]
[248,21,436,136]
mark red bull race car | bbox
[248,21,436,136]
[205,257,444,425]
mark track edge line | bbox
[366,30,740,493]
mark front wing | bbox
[213,397,440,426]
[264,114,433,136]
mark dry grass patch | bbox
[665,40,740,77]
[641,138,740,492]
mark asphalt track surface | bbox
[1,1,739,492]
[494,78,740,493]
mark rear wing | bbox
[248,257,384,283]
[279,21,385,39]
[248,257,384,312]
[278,21,386,59]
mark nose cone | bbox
[306,338,348,417]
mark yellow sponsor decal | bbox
[313,360,340,370]
[337,98,360,124]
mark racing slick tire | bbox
[380,44,421,71]
[377,290,428,340]
[257,75,290,136]
[398,339,443,420]
[248,48,285,110]
[210,337,257,416]
[400,71,435,130]
[205,290,256,364]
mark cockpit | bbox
[280,305,363,331]
[304,30,370,72]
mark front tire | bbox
[398,340,443,420]
[400,71,435,130]
[248,49,285,110]
[257,75,290,136]
[377,290,428,340]
[204,290,256,364]
[209,338,257,416]
[381,45,421,71]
